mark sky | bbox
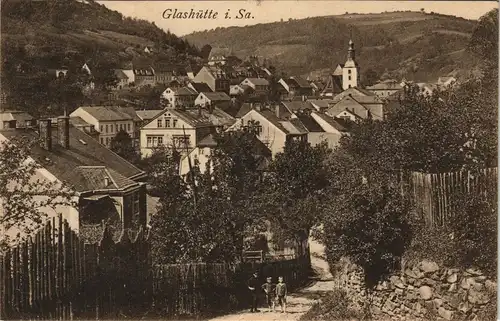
[98,1,498,36]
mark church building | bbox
[321,40,360,97]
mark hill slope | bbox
[1,0,200,69]
[184,11,480,82]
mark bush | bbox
[299,289,362,321]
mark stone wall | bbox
[333,258,496,320]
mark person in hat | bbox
[247,271,260,312]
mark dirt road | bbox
[208,239,334,321]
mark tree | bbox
[149,129,267,264]
[0,138,75,250]
[263,140,330,250]
[109,130,139,164]
[362,68,379,87]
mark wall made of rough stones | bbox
[333,258,496,321]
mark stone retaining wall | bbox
[333,258,496,320]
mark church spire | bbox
[347,39,355,61]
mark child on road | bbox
[275,276,287,313]
[261,277,275,312]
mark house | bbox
[415,82,437,96]
[153,63,188,85]
[208,47,231,66]
[296,111,348,149]
[332,87,376,101]
[178,133,272,177]
[437,76,457,87]
[0,110,36,129]
[326,94,385,120]
[161,86,198,109]
[240,78,270,93]
[366,79,403,98]
[193,66,230,93]
[70,106,141,147]
[135,109,164,128]
[47,66,68,78]
[278,76,313,99]
[320,73,343,97]
[227,107,308,156]
[139,107,235,158]
[308,99,334,112]
[121,69,135,84]
[133,65,155,87]
[281,101,315,117]
[68,116,100,140]
[0,117,147,242]
[195,92,231,108]
[230,84,253,97]
[113,69,130,90]
[188,82,213,94]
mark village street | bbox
[208,239,334,321]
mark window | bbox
[199,148,204,155]
[115,124,118,132]
[106,137,110,145]
[128,124,131,131]
[100,137,104,144]
[157,119,163,127]
[110,125,114,133]
[348,85,352,88]
[132,191,140,216]
[172,135,190,148]
[173,119,177,128]
[348,69,352,74]
[348,76,351,81]
[166,119,171,128]
[146,135,163,147]
[105,125,108,133]
[100,125,103,132]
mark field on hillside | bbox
[184,11,477,82]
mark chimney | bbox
[275,104,281,119]
[39,119,52,151]
[104,176,110,187]
[208,103,214,114]
[198,105,202,117]
[57,115,70,149]
[255,103,262,111]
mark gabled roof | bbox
[367,81,402,91]
[312,112,348,132]
[150,107,235,128]
[0,110,34,122]
[200,92,231,102]
[70,116,92,127]
[174,86,198,96]
[0,126,145,192]
[333,87,375,101]
[290,76,312,89]
[281,101,314,113]
[308,99,334,110]
[253,109,307,136]
[74,166,137,191]
[280,119,309,135]
[295,114,324,132]
[113,69,129,80]
[321,75,343,95]
[327,96,369,119]
[135,109,164,121]
[203,66,228,79]
[76,106,137,122]
[189,82,213,93]
[243,78,269,86]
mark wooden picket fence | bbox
[409,167,497,227]
[0,214,150,320]
[150,254,310,317]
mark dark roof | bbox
[152,107,235,128]
[189,82,212,93]
[321,75,343,95]
[295,114,324,132]
[69,116,92,127]
[0,126,145,192]
[201,92,231,101]
[135,109,164,121]
[113,69,129,80]
[312,112,348,132]
[290,76,312,88]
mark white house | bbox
[195,92,231,108]
[161,86,198,108]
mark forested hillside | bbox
[1,0,200,116]
[184,11,481,82]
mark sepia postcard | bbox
[0,0,498,320]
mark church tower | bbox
[342,39,360,90]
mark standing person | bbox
[261,277,276,312]
[275,276,287,313]
[247,271,260,313]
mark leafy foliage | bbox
[263,140,330,244]
[109,130,139,165]
[299,289,363,321]
[0,138,75,250]
[149,130,267,264]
